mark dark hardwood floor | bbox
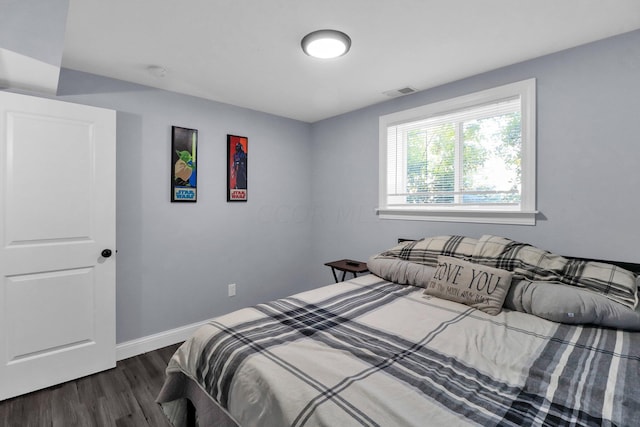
[0,343,182,427]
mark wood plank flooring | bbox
[0,343,182,427]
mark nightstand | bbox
[324,259,368,283]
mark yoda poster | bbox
[171,126,197,202]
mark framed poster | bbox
[227,134,248,202]
[171,126,197,202]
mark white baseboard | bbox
[116,319,211,361]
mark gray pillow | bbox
[366,255,436,288]
[505,280,640,331]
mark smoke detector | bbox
[383,87,417,98]
[147,65,167,78]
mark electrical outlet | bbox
[228,283,236,297]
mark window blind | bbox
[386,97,521,207]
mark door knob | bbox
[101,249,113,258]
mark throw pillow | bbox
[424,255,513,315]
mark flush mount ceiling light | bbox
[301,29,351,59]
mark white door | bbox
[0,91,116,401]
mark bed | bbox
[157,235,640,426]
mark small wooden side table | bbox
[324,259,368,283]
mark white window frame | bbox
[378,79,537,225]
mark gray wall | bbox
[56,70,314,343]
[0,0,68,66]
[8,2,640,345]
[308,29,640,286]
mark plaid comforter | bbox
[162,275,640,427]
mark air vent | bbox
[382,86,417,98]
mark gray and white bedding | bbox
[370,235,640,330]
[376,235,638,309]
[158,269,640,426]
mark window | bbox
[378,79,536,225]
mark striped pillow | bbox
[472,235,638,310]
[380,235,478,267]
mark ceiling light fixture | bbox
[301,29,351,59]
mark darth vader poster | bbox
[227,134,248,202]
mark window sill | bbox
[376,208,537,226]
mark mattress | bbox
[157,273,640,426]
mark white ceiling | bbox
[61,0,640,123]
